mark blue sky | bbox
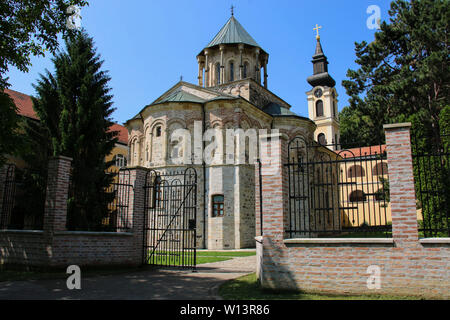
[6,0,392,125]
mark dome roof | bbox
[206,16,261,49]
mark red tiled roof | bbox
[4,88,128,144]
[338,145,386,158]
[4,88,38,120]
[109,123,129,144]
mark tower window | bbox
[212,195,224,217]
[316,100,324,117]
[156,126,162,137]
[215,63,221,85]
[229,61,234,81]
[243,62,249,78]
[318,133,326,145]
[314,62,325,74]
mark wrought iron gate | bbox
[0,164,16,229]
[143,168,197,269]
[285,136,390,238]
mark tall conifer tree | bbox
[32,31,118,230]
[340,0,449,148]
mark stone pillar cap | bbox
[383,122,412,130]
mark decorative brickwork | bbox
[384,123,420,246]
[257,123,450,299]
[43,156,72,233]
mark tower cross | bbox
[313,24,322,39]
[231,5,235,16]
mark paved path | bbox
[0,255,256,300]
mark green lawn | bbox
[196,250,256,257]
[146,249,255,266]
[219,273,422,300]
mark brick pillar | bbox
[384,123,419,246]
[43,156,72,233]
[258,132,291,288]
[127,166,148,265]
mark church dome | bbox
[196,14,269,88]
[205,16,263,52]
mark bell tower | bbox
[196,12,269,88]
[306,25,340,150]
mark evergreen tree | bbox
[0,92,22,167]
[340,0,449,235]
[32,31,118,230]
[340,0,449,148]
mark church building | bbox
[125,13,340,249]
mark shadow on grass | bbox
[219,273,423,300]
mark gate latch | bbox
[188,219,196,230]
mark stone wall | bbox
[256,124,450,299]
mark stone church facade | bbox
[125,14,339,249]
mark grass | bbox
[196,250,256,257]
[146,249,256,266]
[219,273,422,300]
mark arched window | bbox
[155,126,162,137]
[215,63,221,85]
[318,133,326,145]
[348,165,365,178]
[243,62,249,78]
[349,190,366,202]
[229,61,234,81]
[372,162,389,176]
[316,100,324,117]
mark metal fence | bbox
[0,164,46,230]
[67,168,133,232]
[143,168,197,269]
[285,137,391,238]
[412,131,449,237]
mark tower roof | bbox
[205,16,261,49]
[314,38,324,56]
[307,37,336,88]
